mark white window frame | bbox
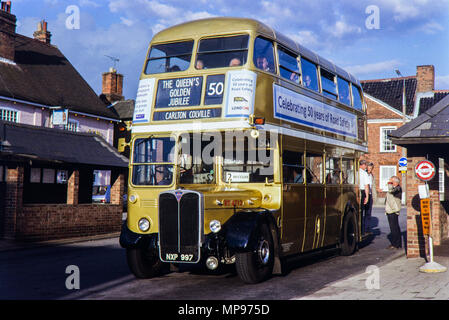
[380,126,397,153]
[379,165,397,192]
[0,106,20,123]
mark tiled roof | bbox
[419,91,449,115]
[389,94,449,140]
[109,99,135,120]
[0,120,128,167]
[0,34,118,119]
[361,77,417,116]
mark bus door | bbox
[324,156,343,246]
[281,150,306,254]
[304,153,325,251]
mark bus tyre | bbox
[126,247,163,279]
[340,210,358,256]
[235,224,274,284]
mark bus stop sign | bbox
[415,160,436,181]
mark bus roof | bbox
[151,17,360,86]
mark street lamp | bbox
[395,69,407,205]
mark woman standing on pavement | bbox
[385,176,402,249]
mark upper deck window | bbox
[337,77,351,106]
[320,69,337,100]
[278,47,300,84]
[352,85,364,110]
[196,35,249,69]
[300,58,319,92]
[253,37,275,73]
[145,40,194,74]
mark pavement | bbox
[1,207,449,300]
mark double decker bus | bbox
[120,17,368,284]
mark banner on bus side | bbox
[273,84,358,138]
[133,78,155,123]
[224,70,257,118]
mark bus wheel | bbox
[126,247,163,279]
[340,210,358,256]
[235,224,274,284]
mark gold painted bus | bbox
[120,17,368,284]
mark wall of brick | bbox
[16,204,122,241]
[3,165,23,239]
[406,155,449,258]
[364,96,406,200]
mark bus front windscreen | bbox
[132,137,176,186]
[145,40,194,74]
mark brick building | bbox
[361,65,449,203]
[390,94,449,258]
[0,2,128,241]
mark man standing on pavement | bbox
[359,160,370,234]
[385,176,402,249]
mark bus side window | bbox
[337,77,351,106]
[300,58,319,92]
[282,150,304,184]
[253,37,275,73]
[278,47,300,84]
[306,153,323,184]
[352,84,364,110]
[325,157,341,184]
[320,68,338,100]
[341,158,355,184]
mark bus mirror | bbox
[118,138,129,153]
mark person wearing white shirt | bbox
[359,160,371,234]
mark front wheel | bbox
[340,210,358,256]
[235,224,274,284]
[126,247,163,279]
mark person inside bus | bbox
[196,59,204,70]
[326,167,341,184]
[256,56,270,72]
[229,57,242,67]
[292,166,303,184]
[303,75,312,88]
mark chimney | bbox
[102,68,124,104]
[416,65,435,93]
[0,1,16,61]
[33,20,52,44]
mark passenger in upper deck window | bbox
[303,75,312,88]
[256,56,270,72]
[229,58,242,67]
[195,59,204,70]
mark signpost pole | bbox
[415,165,447,273]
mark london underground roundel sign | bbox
[415,160,436,181]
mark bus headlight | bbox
[138,218,151,232]
[209,220,221,233]
[129,194,138,203]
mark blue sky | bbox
[10,0,449,100]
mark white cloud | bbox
[345,60,402,77]
[120,17,134,27]
[436,75,449,90]
[79,0,102,8]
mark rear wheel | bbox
[340,210,358,256]
[126,247,163,279]
[235,223,274,284]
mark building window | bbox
[380,127,397,152]
[0,108,19,123]
[379,166,396,191]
